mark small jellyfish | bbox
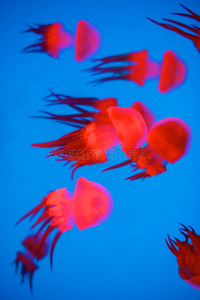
[166,224,200,290]
[22,22,74,58]
[16,177,113,269]
[75,20,101,62]
[147,4,200,52]
[104,117,192,180]
[14,234,49,292]
[88,50,160,86]
[88,50,186,92]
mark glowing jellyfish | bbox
[22,22,74,58]
[16,177,113,269]
[32,96,119,178]
[75,20,101,62]
[147,4,200,52]
[104,117,192,180]
[166,224,200,290]
[158,50,186,93]
[88,50,160,86]
[14,234,49,292]
[88,49,186,92]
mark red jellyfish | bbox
[130,101,156,132]
[22,22,74,58]
[14,234,49,292]
[88,49,160,86]
[32,96,119,178]
[75,20,101,62]
[147,4,200,52]
[158,50,186,93]
[166,224,200,290]
[16,177,113,269]
[104,117,192,180]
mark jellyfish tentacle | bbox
[162,18,199,34]
[37,225,55,259]
[50,231,62,270]
[171,4,200,22]
[16,202,45,226]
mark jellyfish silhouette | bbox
[16,177,113,269]
[147,4,200,52]
[104,117,192,180]
[166,224,200,290]
[22,22,74,58]
[88,50,186,93]
[14,234,49,292]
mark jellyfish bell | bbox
[130,101,156,132]
[73,177,113,230]
[107,106,148,155]
[158,50,186,93]
[75,20,101,62]
[147,117,192,164]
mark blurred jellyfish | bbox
[166,224,200,290]
[22,22,74,58]
[14,234,49,292]
[88,49,186,93]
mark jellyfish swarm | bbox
[22,22,74,58]
[32,96,119,178]
[14,234,49,292]
[104,117,192,180]
[16,177,113,269]
[88,49,160,87]
[147,4,200,52]
[75,20,101,62]
[166,225,200,290]
[88,50,186,93]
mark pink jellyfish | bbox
[14,234,49,292]
[16,177,113,269]
[166,224,200,290]
[88,49,160,86]
[147,4,200,52]
[88,49,186,92]
[104,117,192,180]
[22,22,74,58]
[75,20,101,62]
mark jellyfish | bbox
[14,234,49,292]
[16,177,113,269]
[166,224,200,290]
[75,20,101,62]
[88,50,160,86]
[22,22,74,58]
[88,50,186,92]
[147,4,200,52]
[32,97,119,178]
[104,117,192,180]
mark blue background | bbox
[1,0,200,299]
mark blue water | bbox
[1,0,200,299]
